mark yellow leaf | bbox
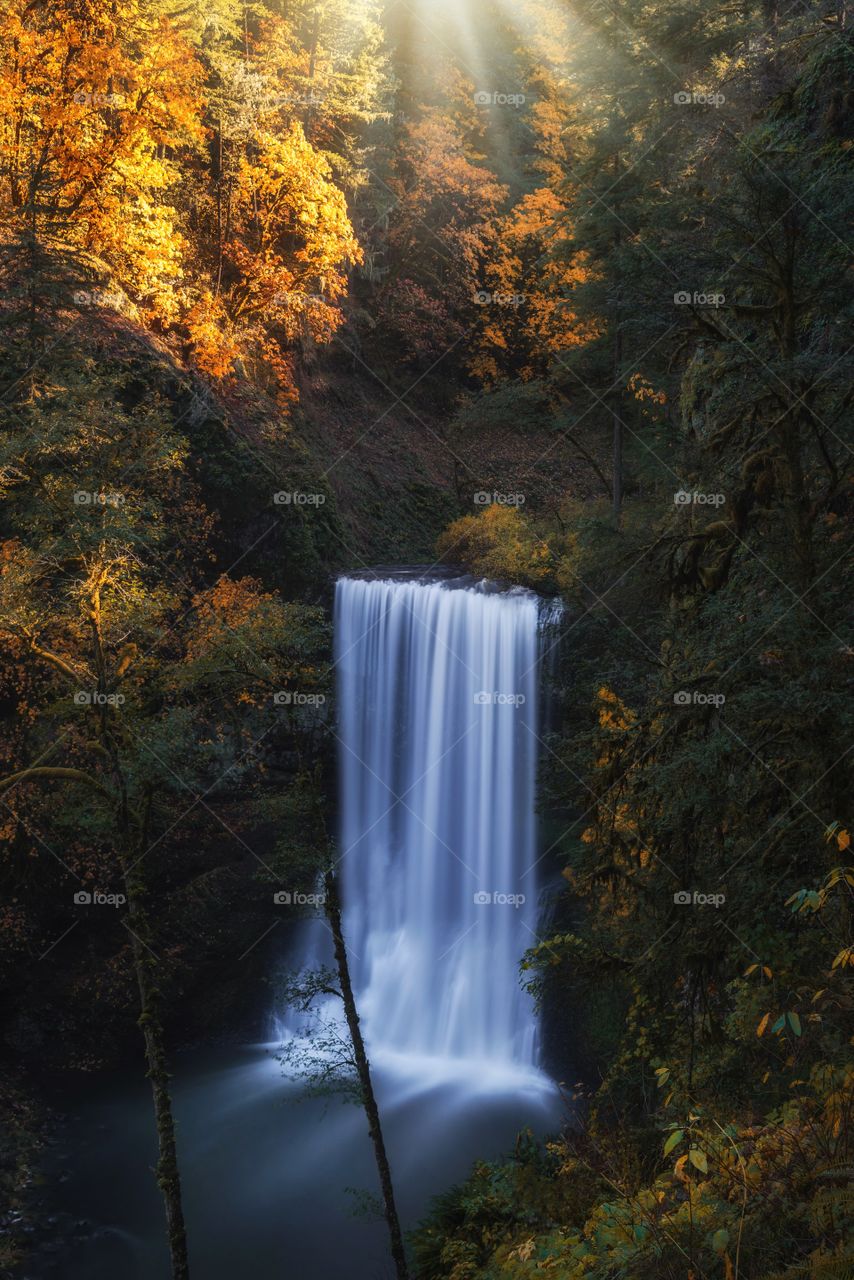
[757,1012,770,1037]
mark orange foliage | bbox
[471,187,598,384]
[0,0,204,318]
[386,112,507,291]
[0,0,365,404]
[192,123,362,402]
[185,575,275,659]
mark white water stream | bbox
[335,572,543,1074]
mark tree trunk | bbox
[324,869,410,1280]
[304,6,321,140]
[88,581,191,1280]
[117,783,190,1280]
[611,152,623,524]
[611,375,623,520]
[776,257,815,592]
[125,890,191,1280]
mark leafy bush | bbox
[436,504,554,589]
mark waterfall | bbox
[335,572,543,1071]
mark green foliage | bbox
[420,5,852,1279]
[411,1138,604,1280]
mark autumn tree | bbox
[470,187,596,385]
[365,110,506,365]
[0,334,327,1274]
[0,0,204,323]
[187,120,361,399]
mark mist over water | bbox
[336,574,543,1072]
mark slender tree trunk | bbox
[125,901,191,1280]
[610,152,623,524]
[324,869,410,1280]
[777,265,814,592]
[116,788,190,1280]
[304,6,321,140]
[214,118,224,298]
[611,341,623,520]
[93,607,191,1280]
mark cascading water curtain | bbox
[335,576,542,1069]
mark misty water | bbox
[35,572,562,1279]
[295,572,545,1066]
